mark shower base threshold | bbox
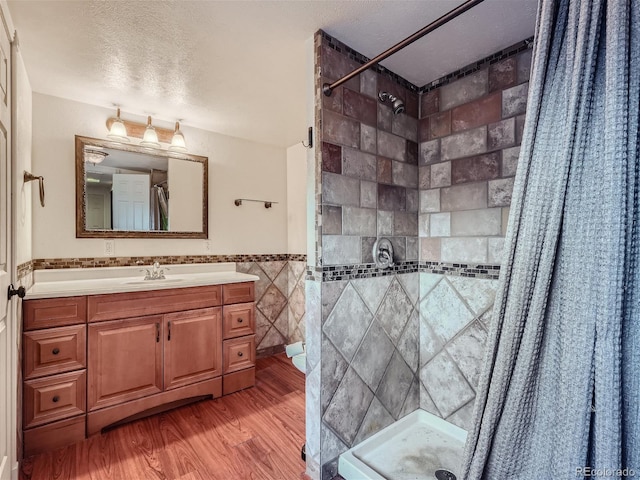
[338,409,467,480]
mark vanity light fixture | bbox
[169,121,187,152]
[106,107,130,142]
[84,147,108,164]
[140,116,161,148]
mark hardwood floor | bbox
[20,354,307,480]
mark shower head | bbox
[378,91,405,115]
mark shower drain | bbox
[435,469,457,480]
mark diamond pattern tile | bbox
[258,260,287,281]
[321,335,349,411]
[448,276,498,316]
[353,397,394,445]
[257,284,287,322]
[399,377,420,418]
[420,279,474,344]
[397,309,419,373]
[377,278,414,343]
[258,325,286,350]
[273,265,289,297]
[421,350,474,417]
[351,275,393,316]
[376,351,414,419]
[351,320,395,391]
[445,320,488,389]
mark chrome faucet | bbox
[142,262,168,280]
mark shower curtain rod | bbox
[322,0,485,96]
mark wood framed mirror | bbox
[75,135,208,239]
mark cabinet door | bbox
[88,316,163,411]
[164,307,222,390]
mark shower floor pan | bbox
[339,409,467,480]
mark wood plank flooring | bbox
[20,354,307,480]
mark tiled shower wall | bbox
[307,30,532,480]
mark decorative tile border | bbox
[420,261,501,280]
[17,261,34,280]
[25,254,306,271]
[419,37,534,93]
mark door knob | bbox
[7,284,26,300]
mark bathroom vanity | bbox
[21,264,258,456]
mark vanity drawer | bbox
[24,325,86,379]
[24,296,87,331]
[222,303,255,339]
[223,335,255,374]
[223,282,254,305]
[24,370,87,429]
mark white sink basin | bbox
[124,278,184,285]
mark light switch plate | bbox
[104,240,115,256]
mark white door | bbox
[112,173,150,231]
[0,9,12,480]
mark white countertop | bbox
[26,263,259,300]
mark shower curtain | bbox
[462,0,639,478]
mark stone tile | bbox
[441,182,488,211]
[406,236,419,261]
[257,284,287,322]
[420,238,441,262]
[440,70,488,110]
[446,320,488,389]
[306,280,322,371]
[419,314,445,367]
[419,214,430,237]
[429,110,451,138]
[394,212,418,236]
[488,177,515,207]
[489,57,517,92]
[322,459,338,480]
[377,130,406,162]
[378,184,406,211]
[397,309,419,372]
[502,146,520,177]
[420,189,440,213]
[399,377,420,419]
[447,400,476,432]
[406,188,419,213]
[322,172,360,206]
[237,262,270,302]
[389,237,407,262]
[392,161,418,188]
[430,212,450,237]
[441,126,487,161]
[273,266,288,297]
[517,48,533,84]
[322,206,341,235]
[420,279,474,344]
[377,103,392,132]
[258,260,287,281]
[398,272,420,307]
[441,237,488,264]
[406,140,418,165]
[361,237,375,264]
[420,273,443,300]
[502,82,529,117]
[344,88,377,126]
[351,275,393,316]
[392,112,418,142]
[323,367,374,445]
[421,351,475,417]
[451,152,500,184]
[377,351,414,419]
[360,69,377,98]
[342,148,377,181]
[419,383,442,417]
[322,235,361,265]
[289,284,305,321]
[418,117,430,142]
[353,398,395,445]
[258,325,286,349]
[377,210,393,235]
[419,166,430,189]
[376,278,413,343]
[322,142,341,174]
[419,139,440,165]
[420,90,439,117]
[479,306,494,330]
[502,207,511,236]
[451,92,501,132]
[361,124,377,154]
[320,335,348,411]
[516,114,526,144]
[406,90,420,119]
[360,181,377,209]
[323,283,373,361]
[323,110,360,148]
[342,206,376,236]
[320,424,349,470]
[377,156,392,184]
[488,117,515,150]
[488,237,505,264]
[273,307,288,339]
[322,44,360,86]
[306,364,321,462]
[450,208,502,236]
[254,310,270,346]
[321,280,348,322]
[430,161,451,188]
[351,320,395,391]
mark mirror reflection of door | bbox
[112,173,150,230]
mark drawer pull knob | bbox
[52,395,60,403]
[238,318,244,323]
[238,352,244,357]
[52,348,60,355]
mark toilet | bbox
[285,341,306,374]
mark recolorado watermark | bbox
[576,467,636,477]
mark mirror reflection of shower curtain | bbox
[151,185,169,230]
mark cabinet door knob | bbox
[238,352,244,357]
[238,318,244,323]
[52,348,60,355]
[52,395,60,403]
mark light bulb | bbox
[140,116,160,148]
[169,121,187,152]
[106,107,130,142]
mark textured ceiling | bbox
[6,0,537,148]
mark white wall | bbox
[32,93,289,258]
[286,143,307,254]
